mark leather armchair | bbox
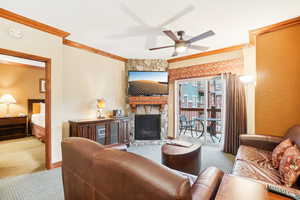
[61,137,224,200]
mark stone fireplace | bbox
[125,59,169,142]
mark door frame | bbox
[174,75,225,142]
[174,77,208,139]
[0,48,52,169]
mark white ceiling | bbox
[2,0,300,59]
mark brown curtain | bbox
[223,73,247,155]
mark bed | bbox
[28,99,46,142]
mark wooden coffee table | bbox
[161,143,201,175]
[215,175,292,200]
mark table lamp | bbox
[96,98,106,118]
[0,94,16,117]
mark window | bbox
[197,95,202,108]
[183,95,188,107]
[188,99,193,108]
[197,81,205,89]
[192,95,197,108]
[192,81,197,87]
[215,79,223,91]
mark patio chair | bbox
[179,115,194,136]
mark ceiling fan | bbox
[149,30,215,56]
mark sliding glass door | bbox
[176,76,225,146]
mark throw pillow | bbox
[272,138,293,169]
[279,145,300,187]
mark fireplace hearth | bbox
[135,114,161,140]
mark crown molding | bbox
[63,39,128,62]
[249,16,300,45]
[0,8,70,38]
[167,44,248,63]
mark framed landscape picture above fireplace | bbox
[128,71,168,96]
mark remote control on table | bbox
[267,184,300,200]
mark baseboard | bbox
[50,161,62,169]
[167,136,175,139]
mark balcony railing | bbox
[179,107,223,135]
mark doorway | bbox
[0,48,52,177]
[174,75,226,147]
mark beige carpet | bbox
[0,137,45,179]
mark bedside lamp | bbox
[96,98,106,119]
[0,94,16,117]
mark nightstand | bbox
[0,116,27,140]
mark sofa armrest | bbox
[104,143,127,151]
[191,167,224,200]
[240,134,284,151]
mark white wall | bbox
[0,18,63,163]
[62,46,126,138]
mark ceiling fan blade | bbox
[120,3,148,26]
[187,30,215,44]
[149,45,174,51]
[172,51,178,57]
[163,30,179,42]
[159,5,195,27]
[188,45,210,51]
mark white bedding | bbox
[31,113,45,128]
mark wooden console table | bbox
[215,175,291,200]
[69,117,130,145]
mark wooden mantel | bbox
[128,96,168,112]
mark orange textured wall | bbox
[255,24,300,136]
[0,63,45,116]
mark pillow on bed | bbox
[40,103,45,113]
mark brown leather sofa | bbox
[61,137,224,200]
[233,125,300,194]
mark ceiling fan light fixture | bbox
[175,43,187,53]
[175,46,187,53]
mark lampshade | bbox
[0,94,16,104]
[97,99,106,109]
